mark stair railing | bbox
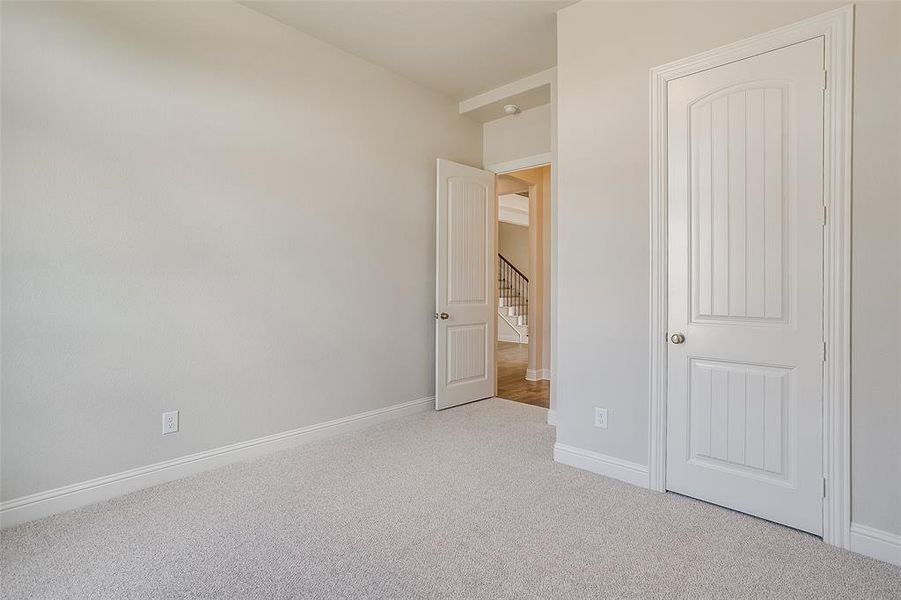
[498,254,528,323]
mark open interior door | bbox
[435,159,496,410]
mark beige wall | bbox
[481,88,555,386]
[848,1,901,537]
[497,220,529,338]
[483,104,551,167]
[556,2,900,535]
[507,166,552,377]
[1,1,482,501]
[499,222,530,279]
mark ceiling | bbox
[499,194,529,226]
[243,1,575,100]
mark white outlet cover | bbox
[162,410,179,435]
[594,407,608,429]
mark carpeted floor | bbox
[2,399,899,599]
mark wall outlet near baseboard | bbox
[162,411,179,435]
[594,407,608,429]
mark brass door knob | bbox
[437,312,449,320]
[670,333,686,344]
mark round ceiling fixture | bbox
[503,104,521,116]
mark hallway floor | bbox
[496,340,550,408]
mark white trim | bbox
[850,523,901,567]
[554,443,650,488]
[459,68,555,115]
[498,208,529,227]
[546,409,557,426]
[0,396,434,528]
[526,368,551,381]
[486,153,551,175]
[498,332,525,344]
[647,6,854,548]
[497,308,527,344]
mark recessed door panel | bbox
[688,359,793,483]
[446,324,488,386]
[690,84,790,323]
[447,179,488,305]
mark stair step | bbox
[497,306,528,328]
[499,301,527,309]
[498,298,527,307]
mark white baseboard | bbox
[850,522,901,566]
[546,409,557,426]
[553,445,899,566]
[526,368,551,381]
[0,396,434,528]
[553,443,650,488]
[498,333,525,344]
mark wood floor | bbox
[495,341,550,409]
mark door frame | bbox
[489,156,553,393]
[647,6,854,548]
[485,152,551,176]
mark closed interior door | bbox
[666,38,825,534]
[435,159,496,410]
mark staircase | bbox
[498,254,528,343]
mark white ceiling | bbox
[499,194,529,226]
[243,1,574,100]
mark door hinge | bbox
[823,341,827,361]
[822,70,828,90]
[823,205,827,226]
[823,477,827,498]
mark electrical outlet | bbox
[162,410,179,435]
[594,407,608,429]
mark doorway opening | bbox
[495,166,551,408]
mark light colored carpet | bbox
[2,398,899,599]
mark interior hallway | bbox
[496,341,550,408]
[3,399,898,599]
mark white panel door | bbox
[436,159,496,410]
[666,38,825,534]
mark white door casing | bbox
[649,7,853,547]
[436,159,497,410]
[665,38,825,535]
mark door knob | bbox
[670,333,686,344]
[437,312,449,320]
